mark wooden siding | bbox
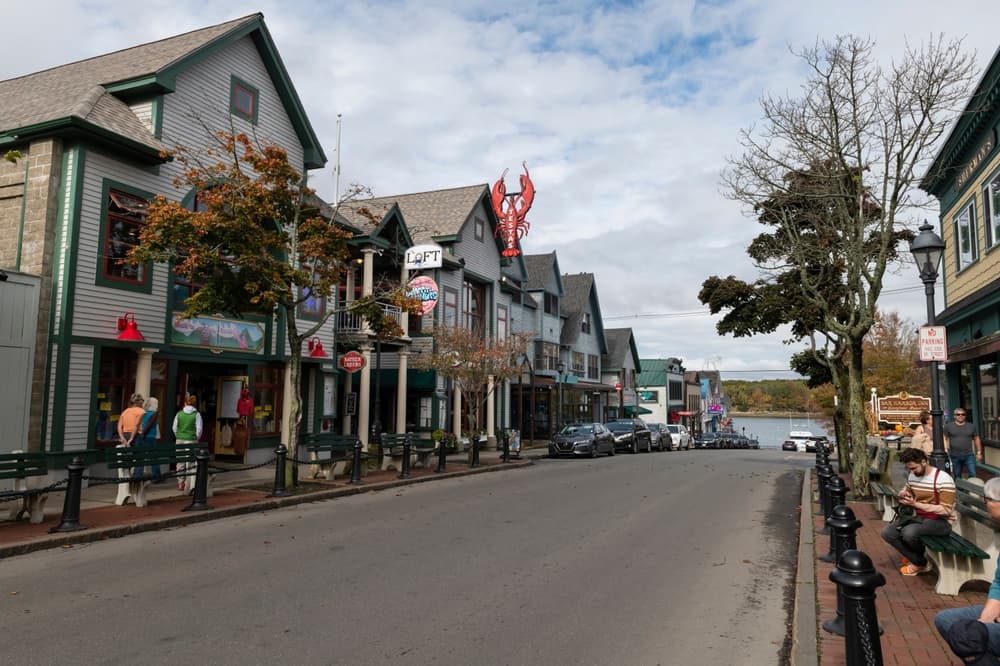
[129,101,154,134]
[941,150,1000,307]
[63,344,94,450]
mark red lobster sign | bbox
[490,162,534,257]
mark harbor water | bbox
[731,415,834,450]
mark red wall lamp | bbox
[307,337,329,358]
[116,312,145,341]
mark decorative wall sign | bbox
[171,314,264,351]
[407,275,439,315]
[404,244,444,270]
[339,351,366,373]
[490,162,535,257]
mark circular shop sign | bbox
[339,350,366,373]
[407,275,439,315]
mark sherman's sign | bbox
[957,133,995,188]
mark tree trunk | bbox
[848,338,870,498]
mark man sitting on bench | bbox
[934,477,1000,660]
[880,447,956,576]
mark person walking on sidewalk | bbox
[172,394,203,492]
[934,477,1000,661]
[881,447,956,576]
[117,393,146,447]
[945,407,983,479]
[133,396,163,482]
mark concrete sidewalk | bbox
[807,463,987,665]
[0,445,541,559]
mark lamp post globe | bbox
[909,220,948,472]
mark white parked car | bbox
[789,430,814,453]
[665,424,691,451]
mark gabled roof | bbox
[603,327,641,372]
[364,184,492,244]
[0,13,325,167]
[559,272,608,352]
[522,251,565,300]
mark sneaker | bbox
[900,562,931,576]
[901,557,910,566]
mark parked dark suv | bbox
[607,419,653,453]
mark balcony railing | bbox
[335,300,403,333]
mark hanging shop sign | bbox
[339,351,366,373]
[490,162,535,257]
[404,244,444,270]
[407,275,439,315]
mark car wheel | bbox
[608,444,615,456]
[589,444,597,459]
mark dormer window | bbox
[230,76,259,124]
[581,313,592,334]
[544,292,558,315]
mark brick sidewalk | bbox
[814,473,988,665]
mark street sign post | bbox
[918,326,948,362]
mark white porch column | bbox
[486,375,496,443]
[134,348,155,399]
[358,343,373,448]
[361,247,375,297]
[396,350,409,433]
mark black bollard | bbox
[502,430,510,463]
[816,463,834,522]
[820,476,850,562]
[184,446,212,511]
[829,549,886,666]
[271,444,289,497]
[350,438,363,484]
[50,456,87,533]
[435,438,447,473]
[471,434,481,468]
[399,433,411,480]
[822,505,863,636]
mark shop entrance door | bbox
[215,375,249,459]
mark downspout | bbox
[15,151,29,271]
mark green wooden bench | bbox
[302,433,361,479]
[1,451,49,523]
[106,444,202,507]
[870,481,899,522]
[919,478,994,595]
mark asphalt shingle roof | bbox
[0,14,259,154]
[523,252,555,291]
[363,184,489,244]
[559,273,594,346]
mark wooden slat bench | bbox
[1,451,49,523]
[870,481,899,522]
[302,433,360,480]
[869,446,891,483]
[919,478,995,595]
[106,444,202,507]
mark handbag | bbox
[891,504,923,528]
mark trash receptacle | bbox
[509,429,521,455]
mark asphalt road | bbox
[1,449,811,665]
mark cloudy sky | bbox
[3,1,997,379]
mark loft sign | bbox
[404,244,443,270]
[919,326,948,362]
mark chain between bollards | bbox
[49,456,87,533]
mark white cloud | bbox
[2,0,994,379]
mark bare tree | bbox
[722,35,976,495]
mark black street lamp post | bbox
[556,361,566,431]
[910,220,948,472]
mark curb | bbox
[0,458,534,559]
[792,467,818,666]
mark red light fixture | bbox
[308,337,329,358]
[116,312,145,342]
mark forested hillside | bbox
[723,379,832,414]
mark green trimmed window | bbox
[102,188,149,286]
[230,76,259,124]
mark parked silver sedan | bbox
[548,423,616,458]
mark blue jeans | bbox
[131,436,161,479]
[935,606,1000,656]
[951,453,977,479]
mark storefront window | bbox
[979,360,999,442]
[94,351,166,446]
[253,365,283,435]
